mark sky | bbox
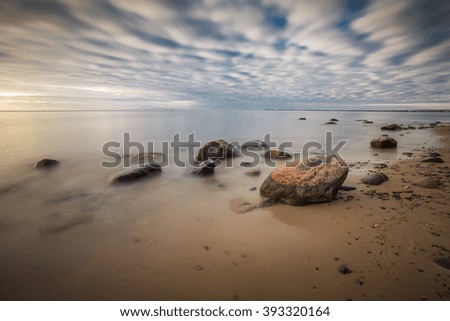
[0,0,450,110]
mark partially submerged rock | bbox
[329,118,339,122]
[381,124,402,131]
[229,198,257,214]
[370,137,398,148]
[245,169,261,177]
[129,152,165,166]
[412,177,440,189]
[324,121,337,125]
[191,159,216,176]
[264,149,292,160]
[195,139,239,162]
[361,173,389,185]
[34,159,60,168]
[259,197,277,208]
[260,155,349,206]
[241,140,268,149]
[108,164,161,184]
[433,257,450,270]
[298,117,307,120]
[363,120,373,124]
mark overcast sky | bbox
[1,0,450,110]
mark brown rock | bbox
[370,137,398,148]
[195,139,239,162]
[381,124,402,130]
[412,177,440,189]
[108,164,161,184]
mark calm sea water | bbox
[0,110,448,299]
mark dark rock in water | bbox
[325,121,337,125]
[264,149,292,160]
[433,257,450,270]
[361,173,389,185]
[298,117,307,120]
[402,152,413,157]
[259,197,277,208]
[340,185,356,191]
[34,159,60,168]
[249,186,257,191]
[370,137,398,148]
[402,125,416,130]
[381,124,402,130]
[420,157,443,163]
[363,120,373,124]
[241,140,269,149]
[108,163,161,184]
[260,155,349,206]
[129,152,165,166]
[429,152,441,157]
[412,177,440,189]
[195,139,239,162]
[229,198,257,214]
[338,265,352,274]
[240,161,254,167]
[329,118,339,122]
[245,169,261,177]
[191,159,216,176]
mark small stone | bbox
[249,187,257,191]
[339,265,352,275]
[34,159,60,168]
[245,169,261,177]
[420,157,444,163]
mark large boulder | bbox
[108,163,161,185]
[381,124,402,130]
[370,137,398,148]
[260,155,349,206]
[195,139,239,162]
[191,159,216,176]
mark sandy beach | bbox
[0,119,449,301]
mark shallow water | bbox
[0,110,448,299]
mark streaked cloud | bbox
[0,0,449,110]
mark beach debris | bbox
[245,169,261,177]
[420,157,444,163]
[263,149,292,160]
[108,163,161,184]
[195,139,239,162]
[34,159,60,168]
[370,137,398,148]
[412,177,440,189]
[260,155,349,206]
[381,124,402,130]
[191,159,216,176]
[361,173,389,185]
[241,140,269,149]
[338,264,352,275]
[433,257,450,270]
[229,198,257,214]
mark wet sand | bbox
[0,125,449,301]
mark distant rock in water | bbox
[260,155,349,206]
[191,159,216,176]
[361,173,388,185]
[240,161,255,167]
[245,169,261,177]
[329,118,339,122]
[420,157,444,163]
[381,124,402,130]
[264,149,292,160]
[34,159,60,168]
[108,163,161,185]
[370,137,398,148]
[195,139,239,162]
[324,121,337,125]
[412,177,440,189]
[429,152,441,157]
[298,117,307,120]
[363,120,373,124]
[241,140,268,149]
